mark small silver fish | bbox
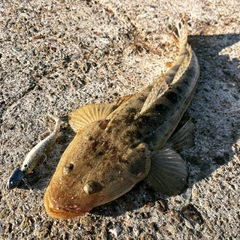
[7,114,62,190]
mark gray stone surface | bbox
[1,0,239,239]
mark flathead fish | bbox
[44,15,200,219]
[7,115,61,189]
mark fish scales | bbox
[44,15,200,219]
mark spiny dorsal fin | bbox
[68,104,115,132]
[145,148,188,196]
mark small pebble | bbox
[109,227,122,237]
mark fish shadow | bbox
[22,33,240,218]
[185,33,240,179]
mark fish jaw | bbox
[44,187,91,220]
[44,175,139,220]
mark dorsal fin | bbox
[139,74,168,115]
[68,104,115,132]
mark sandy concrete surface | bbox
[1,0,240,239]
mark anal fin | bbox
[145,148,188,196]
[166,119,194,151]
[68,103,115,132]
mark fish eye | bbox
[83,181,102,194]
[63,163,74,175]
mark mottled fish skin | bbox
[44,15,200,219]
[7,115,61,190]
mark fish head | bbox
[7,168,24,190]
[44,123,151,220]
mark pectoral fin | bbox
[68,104,115,132]
[145,148,188,196]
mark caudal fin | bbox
[172,14,189,47]
[47,114,62,132]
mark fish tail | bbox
[47,114,62,132]
[171,14,188,48]
[139,15,191,115]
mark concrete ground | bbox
[1,0,239,239]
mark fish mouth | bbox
[44,188,90,220]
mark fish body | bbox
[7,115,61,190]
[44,15,200,219]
